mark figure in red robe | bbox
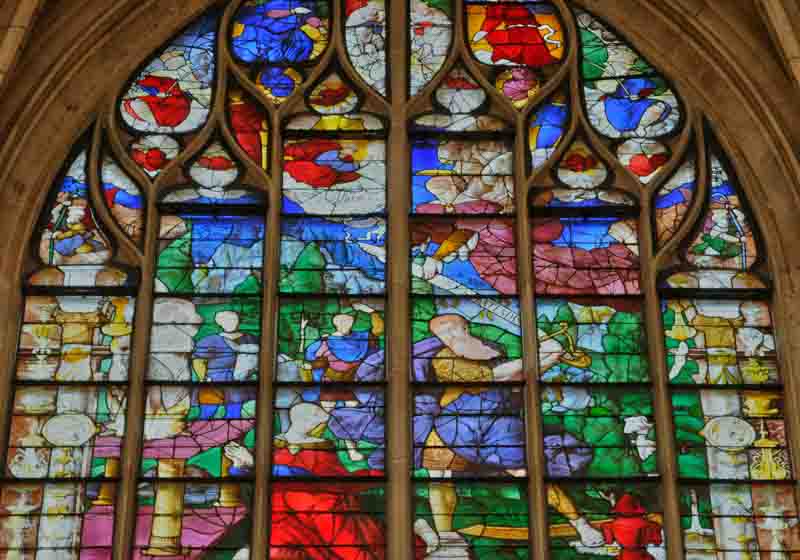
[123,75,192,129]
[472,5,560,67]
[284,139,361,189]
[602,494,663,560]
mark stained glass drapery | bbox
[4,2,797,559]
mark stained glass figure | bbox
[413,385,526,478]
[269,482,386,558]
[547,482,664,560]
[156,211,265,295]
[280,217,387,294]
[542,386,657,478]
[536,298,648,384]
[228,86,270,170]
[120,10,219,134]
[662,299,778,386]
[282,138,386,215]
[686,153,758,270]
[130,135,180,178]
[577,9,681,139]
[230,0,330,66]
[101,155,145,245]
[654,155,696,247]
[272,386,385,476]
[532,216,640,295]
[276,298,385,382]
[37,150,112,271]
[617,139,670,184]
[410,218,517,295]
[411,297,522,383]
[344,0,387,97]
[409,0,453,96]
[672,389,790,481]
[679,483,800,557]
[149,296,261,383]
[411,137,514,215]
[413,482,530,559]
[134,481,252,558]
[529,91,569,173]
[0,481,117,558]
[466,0,565,109]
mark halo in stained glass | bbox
[345,0,388,97]
[120,10,219,134]
[409,0,453,96]
[617,138,670,184]
[101,155,145,245]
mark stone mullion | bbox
[639,170,685,560]
[112,135,156,560]
[387,0,411,555]
[515,116,550,560]
[249,104,283,560]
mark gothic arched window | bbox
[2,2,797,559]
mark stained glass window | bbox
[2,142,137,558]
[7,2,799,559]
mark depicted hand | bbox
[422,256,443,280]
[472,30,488,42]
[352,302,375,314]
[224,441,254,468]
[623,415,653,436]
